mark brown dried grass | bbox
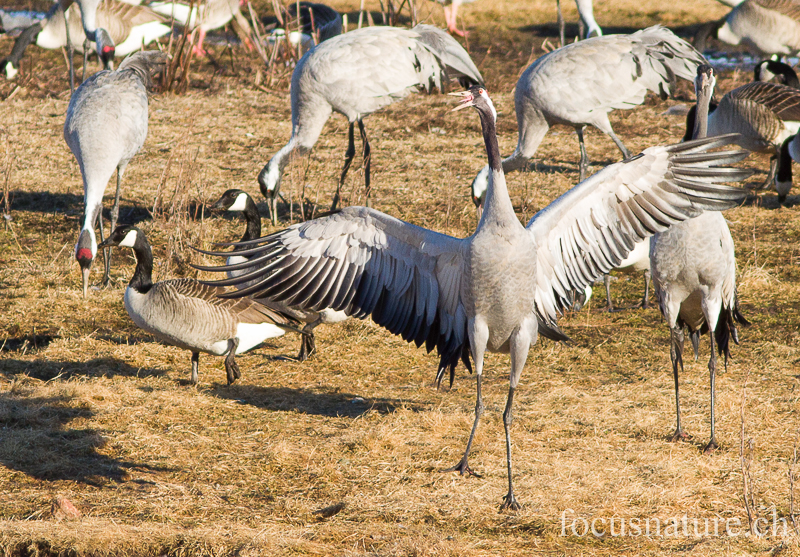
[0,0,798,555]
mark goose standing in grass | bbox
[65,50,167,298]
[682,65,800,203]
[197,84,750,509]
[210,189,347,360]
[696,0,800,56]
[1,0,170,84]
[257,24,483,224]
[652,64,750,453]
[755,59,800,88]
[469,26,706,202]
[148,0,253,56]
[99,225,297,384]
[430,0,477,37]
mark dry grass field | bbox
[2,0,800,554]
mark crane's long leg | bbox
[670,326,690,442]
[762,155,778,191]
[556,0,565,47]
[359,119,372,208]
[604,274,614,311]
[101,166,125,287]
[500,318,535,512]
[608,128,630,160]
[641,270,651,309]
[64,7,75,93]
[332,122,355,211]
[704,330,719,453]
[577,126,589,182]
[191,351,200,384]
[445,318,488,477]
[95,208,109,288]
[225,338,241,385]
[82,38,91,84]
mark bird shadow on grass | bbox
[0,392,172,484]
[8,190,153,225]
[742,192,800,209]
[211,384,430,419]
[0,357,164,381]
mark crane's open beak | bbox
[450,90,476,111]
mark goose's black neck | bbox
[477,106,502,172]
[129,234,154,294]
[239,197,262,247]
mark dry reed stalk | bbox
[740,368,760,536]
[164,0,198,94]
[1,128,13,223]
[790,443,799,535]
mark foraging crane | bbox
[651,64,750,453]
[257,24,483,224]
[64,50,167,297]
[1,0,170,85]
[196,85,750,509]
[470,26,706,203]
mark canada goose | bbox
[651,64,750,452]
[98,225,296,384]
[682,67,800,203]
[209,188,347,361]
[196,85,750,509]
[65,50,167,298]
[147,0,253,55]
[557,0,602,46]
[285,1,342,44]
[257,24,483,224]
[696,0,800,56]
[755,59,800,88]
[470,26,706,204]
[1,0,170,83]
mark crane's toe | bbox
[444,457,482,478]
[670,429,692,443]
[703,438,719,454]
[500,492,521,512]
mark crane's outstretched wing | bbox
[194,207,471,385]
[527,134,750,329]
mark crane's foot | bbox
[444,457,482,478]
[670,429,692,443]
[703,438,719,454]
[500,491,521,512]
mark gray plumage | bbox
[697,0,800,56]
[651,65,750,453]
[65,50,168,298]
[210,188,347,361]
[470,25,707,203]
[682,72,800,202]
[198,85,750,509]
[99,225,296,385]
[257,24,484,224]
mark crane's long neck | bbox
[129,235,154,293]
[477,106,516,226]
